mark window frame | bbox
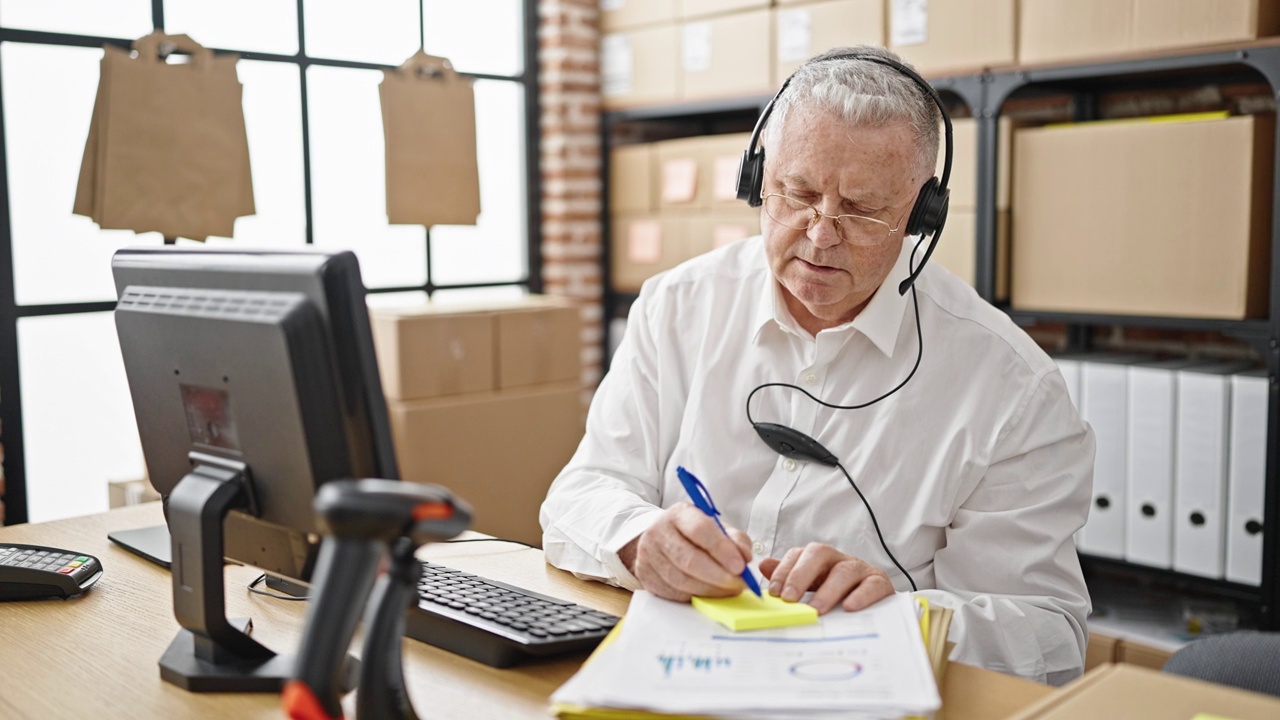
[0,0,542,524]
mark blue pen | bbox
[675,465,763,598]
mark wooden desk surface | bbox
[0,505,1053,719]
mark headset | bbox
[734,52,956,592]
[735,51,953,297]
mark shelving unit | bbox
[598,41,1280,630]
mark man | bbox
[541,46,1094,685]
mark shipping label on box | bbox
[776,7,813,62]
[890,0,928,46]
[774,1,885,81]
[889,0,1016,75]
[613,214,687,291]
[654,133,752,211]
[602,25,680,109]
[601,33,633,96]
[661,156,699,204]
[681,9,773,101]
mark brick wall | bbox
[538,0,604,388]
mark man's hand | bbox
[618,503,753,602]
[759,543,895,614]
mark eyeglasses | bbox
[760,193,901,246]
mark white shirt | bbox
[540,236,1095,685]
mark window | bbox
[0,1,538,524]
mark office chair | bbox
[1162,630,1280,698]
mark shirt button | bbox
[752,541,766,555]
[803,373,818,385]
[783,458,797,472]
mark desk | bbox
[0,504,1053,719]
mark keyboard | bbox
[405,561,620,668]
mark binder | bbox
[1226,369,1268,586]
[1174,362,1252,578]
[1125,359,1196,568]
[1077,355,1149,559]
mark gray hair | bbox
[762,45,941,176]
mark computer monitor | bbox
[111,247,397,692]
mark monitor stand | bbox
[159,455,296,693]
[108,524,172,567]
[108,524,307,599]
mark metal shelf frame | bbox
[974,44,1280,629]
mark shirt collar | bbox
[751,238,918,357]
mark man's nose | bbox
[806,212,842,248]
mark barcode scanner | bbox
[283,479,471,720]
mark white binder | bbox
[1226,369,1268,586]
[1174,362,1252,578]
[1077,355,1148,559]
[1125,360,1195,568]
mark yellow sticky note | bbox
[691,591,818,632]
[1192,715,1242,720]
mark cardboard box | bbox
[1018,0,1132,65]
[1010,114,1274,319]
[943,661,1056,720]
[773,0,885,79]
[611,143,655,213]
[681,9,773,101]
[944,117,1011,211]
[889,0,1016,76]
[602,25,680,109]
[1019,0,1280,65]
[387,382,584,547]
[684,210,762,257]
[601,0,678,32]
[612,214,687,292]
[929,208,1009,299]
[370,306,494,400]
[1085,632,1120,671]
[654,133,752,211]
[495,304,582,389]
[1006,663,1280,719]
[1133,0,1280,53]
[107,477,161,509]
[679,0,770,20]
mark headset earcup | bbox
[735,148,765,207]
[905,177,948,238]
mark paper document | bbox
[552,591,940,718]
